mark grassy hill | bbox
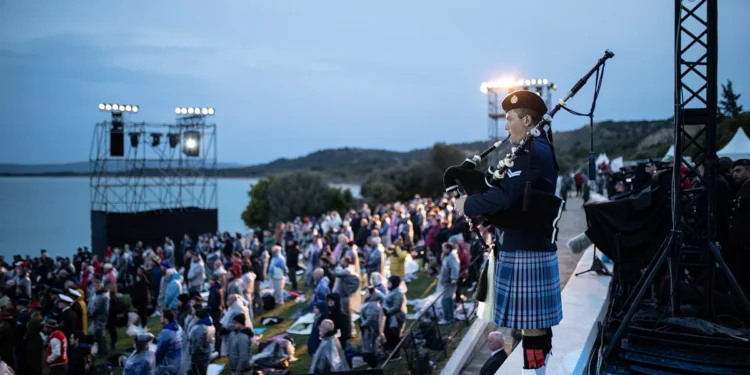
[227,119,676,180]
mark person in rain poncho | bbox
[309,319,350,373]
[186,251,205,295]
[310,268,330,311]
[268,246,288,306]
[369,272,388,296]
[240,264,256,322]
[383,276,407,352]
[157,264,173,309]
[123,333,156,375]
[332,256,361,323]
[360,288,385,368]
[220,294,252,357]
[188,308,215,375]
[227,314,254,374]
[164,272,183,310]
[154,310,182,375]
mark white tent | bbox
[662,145,675,161]
[595,153,610,166]
[610,156,624,172]
[718,128,750,160]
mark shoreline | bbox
[0,174,364,185]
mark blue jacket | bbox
[155,321,182,373]
[464,134,558,252]
[164,273,182,310]
[123,350,156,375]
[268,254,288,279]
[311,277,330,309]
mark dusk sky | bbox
[1,0,748,165]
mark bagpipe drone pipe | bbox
[443,50,615,242]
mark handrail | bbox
[380,252,485,370]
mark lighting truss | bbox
[89,117,218,213]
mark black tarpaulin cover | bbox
[584,187,671,264]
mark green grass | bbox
[93,266,460,375]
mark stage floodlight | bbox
[188,107,195,114]
[531,79,537,85]
[180,108,187,114]
[129,132,140,147]
[182,131,200,157]
[100,103,138,113]
[208,108,214,115]
[201,108,208,115]
[151,133,162,147]
[524,80,531,85]
[551,83,557,90]
[168,133,180,148]
[175,107,181,114]
[542,79,549,84]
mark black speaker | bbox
[110,130,124,156]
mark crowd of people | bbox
[0,193,487,374]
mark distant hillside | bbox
[0,118,689,180]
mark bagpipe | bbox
[444,50,615,244]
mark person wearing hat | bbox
[123,333,155,375]
[67,287,88,336]
[45,287,64,320]
[57,294,78,338]
[727,159,750,295]
[455,90,561,373]
[43,319,68,374]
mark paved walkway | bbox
[460,196,589,374]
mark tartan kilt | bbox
[493,249,563,329]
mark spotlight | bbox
[176,106,215,116]
[168,133,180,148]
[542,79,549,84]
[151,133,162,147]
[182,131,200,157]
[531,79,537,85]
[99,103,139,112]
[524,80,531,85]
[129,132,140,147]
